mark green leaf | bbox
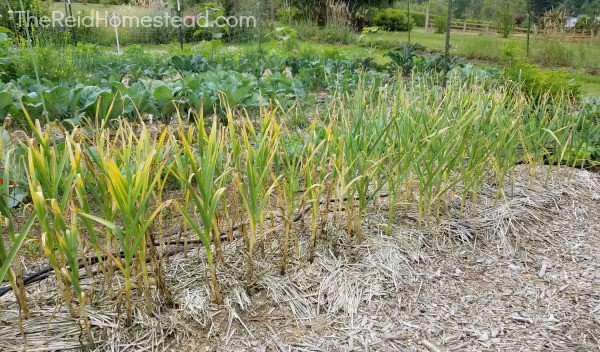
[0,213,36,285]
[43,86,71,119]
[0,92,12,120]
[77,86,103,111]
[79,212,122,233]
[153,85,175,107]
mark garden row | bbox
[1,45,485,127]
[1,76,597,346]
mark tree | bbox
[497,2,516,37]
[581,0,600,16]
[480,0,526,21]
[452,0,471,18]
[528,0,563,16]
[561,0,585,15]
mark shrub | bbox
[574,17,600,31]
[505,62,580,102]
[295,22,357,44]
[409,12,427,27]
[372,8,414,32]
[434,15,447,34]
[370,9,426,28]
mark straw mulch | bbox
[1,164,599,351]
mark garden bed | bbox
[1,164,598,351]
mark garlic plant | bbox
[0,75,591,332]
[175,115,227,303]
[231,108,280,287]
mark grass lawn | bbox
[568,72,600,97]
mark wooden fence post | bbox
[442,0,452,90]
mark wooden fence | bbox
[425,21,599,43]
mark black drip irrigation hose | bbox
[0,192,388,297]
[0,235,233,297]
